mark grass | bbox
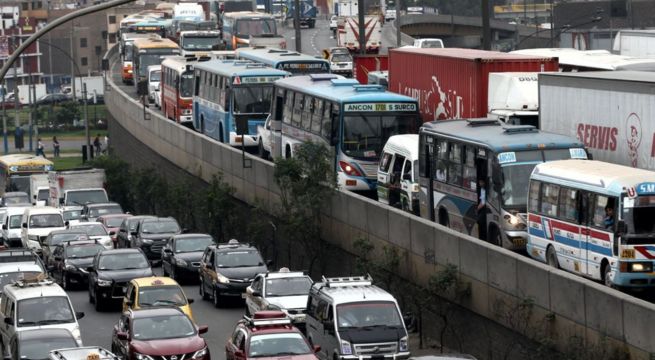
[1,104,108,129]
[52,156,86,170]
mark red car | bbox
[112,307,210,360]
[226,311,319,360]
[97,214,133,248]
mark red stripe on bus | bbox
[589,229,610,242]
[550,220,579,234]
[528,214,541,223]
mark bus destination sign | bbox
[239,76,285,84]
[344,103,417,112]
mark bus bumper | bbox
[611,268,655,287]
[338,174,376,191]
[179,115,193,124]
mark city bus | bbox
[160,56,202,124]
[192,60,289,146]
[0,154,53,195]
[221,12,280,50]
[527,160,655,288]
[236,48,330,75]
[417,119,588,249]
[132,37,180,95]
[267,74,421,191]
[120,33,159,84]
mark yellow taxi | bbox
[122,277,194,321]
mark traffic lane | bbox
[280,19,335,56]
[70,270,245,360]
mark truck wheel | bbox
[258,139,269,159]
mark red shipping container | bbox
[353,54,388,84]
[388,48,558,122]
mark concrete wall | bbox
[105,57,655,359]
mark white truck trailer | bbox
[612,30,655,58]
[337,16,381,53]
[539,71,655,170]
[487,72,539,127]
[48,168,107,207]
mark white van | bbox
[377,134,419,215]
[0,278,84,358]
[305,276,409,360]
[2,207,29,248]
[147,65,161,104]
[20,207,66,254]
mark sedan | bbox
[50,241,105,290]
[97,214,133,248]
[9,328,79,360]
[161,234,214,282]
[35,93,71,106]
[69,223,114,249]
[111,308,209,360]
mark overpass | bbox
[103,46,655,359]
[398,14,552,49]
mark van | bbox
[2,208,29,248]
[0,278,84,357]
[305,276,409,360]
[377,134,419,215]
[20,207,66,255]
[147,65,161,104]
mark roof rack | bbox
[331,79,359,86]
[321,275,372,287]
[243,314,291,327]
[502,125,538,134]
[13,275,52,288]
[466,119,499,127]
[50,347,120,360]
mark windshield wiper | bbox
[17,321,39,326]
[37,319,72,325]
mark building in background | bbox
[0,15,43,91]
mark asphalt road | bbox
[70,267,244,360]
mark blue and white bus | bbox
[236,48,330,75]
[527,160,655,288]
[192,60,289,147]
[266,74,421,191]
[417,119,588,250]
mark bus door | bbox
[584,194,616,277]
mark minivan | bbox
[21,207,66,254]
[377,134,420,215]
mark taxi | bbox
[122,277,194,321]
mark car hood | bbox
[252,354,317,360]
[97,268,153,281]
[67,257,95,268]
[267,295,308,310]
[218,265,267,280]
[28,227,66,236]
[131,336,205,355]
[140,233,175,241]
[173,251,203,262]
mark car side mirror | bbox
[116,331,129,341]
[313,345,321,353]
[65,221,70,227]
[266,259,273,267]
[198,325,208,334]
[163,248,172,254]
[21,223,26,228]
[75,311,85,320]
[187,298,194,304]
[130,231,137,236]
[1,224,5,230]
[109,231,116,236]
[4,317,12,325]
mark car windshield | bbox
[138,285,187,306]
[132,314,196,340]
[63,210,83,221]
[181,35,220,50]
[65,190,108,206]
[422,40,443,48]
[337,301,403,329]
[0,271,42,291]
[66,244,104,258]
[50,233,87,246]
[89,205,122,218]
[105,218,126,227]
[98,253,149,270]
[248,333,312,357]
[73,224,108,236]
[332,54,352,62]
[265,277,312,297]
[235,18,276,37]
[19,334,78,360]
[4,194,29,205]
[342,112,421,160]
[175,237,213,252]
[216,250,263,268]
[141,221,180,234]
[17,297,75,327]
[180,73,194,98]
[150,70,161,82]
[232,86,273,114]
[9,215,22,229]
[29,214,64,228]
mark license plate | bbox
[513,238,527,247]
[122,287,127,293]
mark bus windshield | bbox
[180,73,194,98]
[232,85,273,114]
[124,44,134,61]
[342,113,420,160]
[622,199,655,244]
[181,35,221,50]
[138,50,178,76]
[235,19,276,37]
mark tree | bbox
[54,101,80,128]
[273,141,337,274]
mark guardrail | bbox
[105,55,655,359]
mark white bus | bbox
[527,159,655,288]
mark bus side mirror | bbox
[587,152,593,160]
[617,220,627,236]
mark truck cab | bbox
[487,72,539,127]
[412,38,444,48]
[323,47,353,77]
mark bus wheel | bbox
[489,226,502,247]
[285,146,291,159]
[602,261,613,287]
[546,245,559,269]
[438,208,449,227]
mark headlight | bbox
[97,279,112,287]
[630,262,653,272]
[127,70,133,74]
[340,340,352,355]
[216,273,229,284]
[191,347,207,359]
[65,262,76,271]
[141,238,154,244]
[135,353,154,360]
[176,258,188,266]
[503,213,526,230]
[399,336,408,352]
[28,235,39,241]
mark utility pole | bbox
[2,86,6,154]
[28,73,33,152]
[70,22,76,102]
[357,0,365,54]
[13,38,19,130]
[83,82,90,160]
[482,0,491,50]
[395,0,402,47]
[294,0,301,52]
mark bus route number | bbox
[497,152,517,164]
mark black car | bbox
[9,328,79,360]
[35,93,71,106]
[199,239,270,307]
[81,202,124,222]
[50,240,105,290]
[161,234,214,282]
[131,217,181,261]
[88,248,153,311]
[41,230,89,269]
[116,216,156,249]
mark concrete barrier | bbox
[106,60,655,359]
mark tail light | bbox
[339,161,362,177]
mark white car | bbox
[329,15,338,30]
[153,84,162,109]
[385,9,396,21]
[1,207,26,247]
[68,223,113,249]
[20,207,67,255]
[62,206,84,227]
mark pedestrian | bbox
[476,178,487,241]
[52,136,60,158]
[36,138,46,157]
[93,134,101,157]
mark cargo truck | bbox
[285,0,317,28]
[487,72,540,127]
[539,71,655,170]
[612,30,655,58]
[48,169,107,208]
[61,76,104,100]
[388,48,558,122]
[17,84,46,105]
[337,16,381,53]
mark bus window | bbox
[274,91,285,121]
[435,140,448,182]
[463,147,476,191]
[541,183,560,217]
[391,155,405,185]
[292,93,303,127]
[559,188,578,222]
[311,100,323,134]
[591,195,613,229]
[301,96,313,130]
[380,152,392,172]
[283,92,294,124]
[447,143,462,186]
[528,181,541,213]
[321,103,331,139]
[195,72,201,96]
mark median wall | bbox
[105,54,655,359]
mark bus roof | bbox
[532,160,655,195]
[121,33,159,42]
[133,37,179,50]
[0,154,53,168]
[384,134,419,160]
[274,75,418,104]
[511,48,655,71]
[236,48,328,65]
[161,56,204,72]
[420,119,584,153]
[193,60,289,77]
[223,11,275,19]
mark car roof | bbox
[49,229,87,236]
[142,217,177,223]
[85,202,121,208]
[263,268,309,279]
[17,328,75,341]
[173,233,212,239]
[24,206,62,215]
[99,248,143,255]
[4,207,29,215]
[129,306,186,319]
[131,276,180,287]
[98,214,132,219]
[64,240,103,248]
[3,192,28,197]
[311,276,397,303]
[5,279,67,298]
[0,263,43,273]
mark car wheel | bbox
[200,280,209,300]
[89,285,95,304]
[212,286,220,308]
[95,294,104,312]
[170,266,177,282]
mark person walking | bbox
[52,136,60,158]
[93,135,101,157]
[36,138,46,157]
